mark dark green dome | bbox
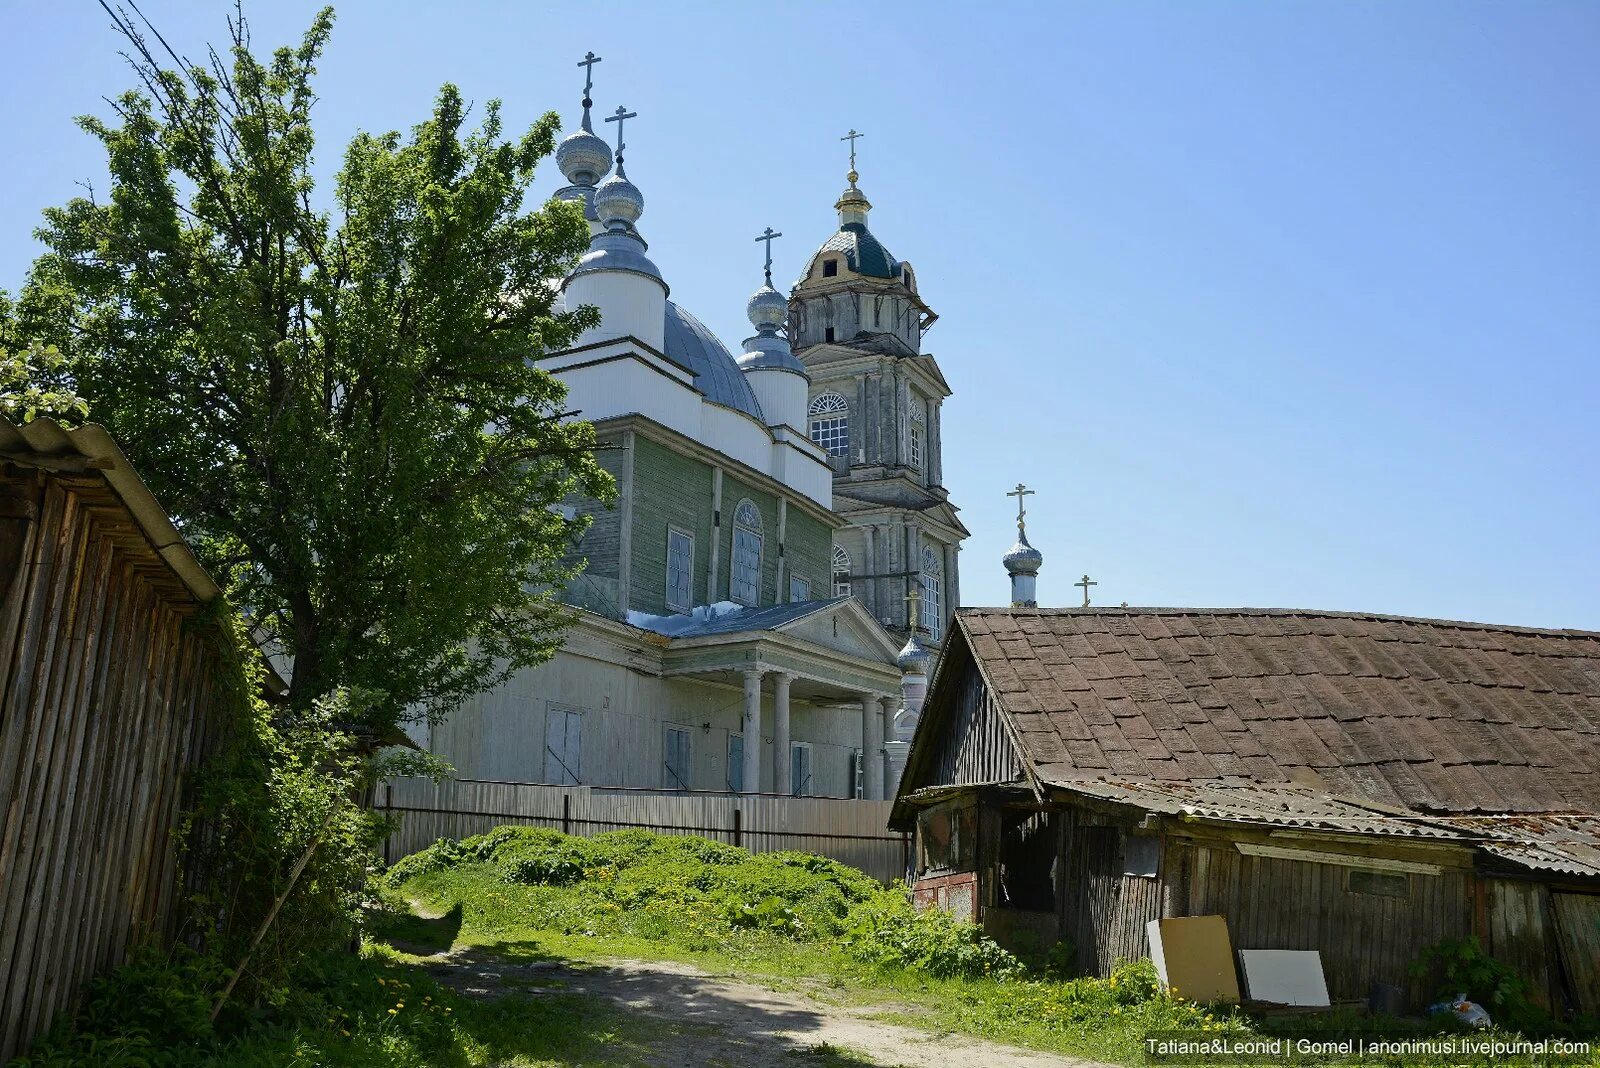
[809,222,899,280]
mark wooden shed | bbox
[0,417,240,1060]
[891,608,1600,1015]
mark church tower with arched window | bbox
[790,143,968,656]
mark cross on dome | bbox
[605,105,637,173]
[754,227,783,284]
[840,128,864,183]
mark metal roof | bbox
[630,597,848,639]
[662,301,765,422]
[808,222,899,280]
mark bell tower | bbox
[789,132,967,657]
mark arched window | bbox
[731,499,763,606]
[808,393,849,457]
[831,545,851,598]
[920,546,943,641]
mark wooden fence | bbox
[378,777,910,883]
[0,419,231,1061]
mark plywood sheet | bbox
[1238,949,1330,1006]
[1147,915,1241,1003]
[1552,893,1600,1016]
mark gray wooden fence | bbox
[0,419,232,1062]
[377,777,910,883]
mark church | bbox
[418,57,965,802]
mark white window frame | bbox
[663,725,693,792]
[808,393,850,457]
[665,526,694,613]
[831,545,851,598]
[920,545,943,641]
[730,499,763,606]
[789,574,811,603]
[544,705,582,786]
[726,732,745,793]
[789,741,814,798]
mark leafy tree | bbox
[16,6,613,729]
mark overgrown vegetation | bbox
[7,3,613,731]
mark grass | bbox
[19,827,1599,1067]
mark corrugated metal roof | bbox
[630,597,847,639]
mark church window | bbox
[823,258,838,278]
[789,574,811,602]
[731,499,763,606]
[663,726,692,791]
[920,545,943,641]
[790,742,813,797]
[665,528,694,613]
[808,393,849,456]
[909,425,923,470]
[831,545,851,598]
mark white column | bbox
[882,694,908,798]
[742,667,764,794]
[861,692,885,800]
[772,672,793,796]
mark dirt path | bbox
[423,947,1111,1068]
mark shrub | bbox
[845,898,1023,980]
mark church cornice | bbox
[797,346,953,397]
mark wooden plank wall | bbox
[378,776,909,883]
[0,467,229,1061]
[1164,836,1472,1003]
[925,663,1021,788]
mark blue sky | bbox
[5,2,1598,628]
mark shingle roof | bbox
[954,607,1600,816]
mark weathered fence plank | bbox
[1,423,232,1062]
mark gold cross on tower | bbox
[1076,574,1097,609]
[840,128,864,177]
[1005,482,1035,531]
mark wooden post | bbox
[562,792,571,836]
[733,807,742,848]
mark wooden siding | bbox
[0,466,229,1061]
[924,663,1021,788]
[379,776,909,883]
[560,438,624,616]
[1061,817,1164,976]
[1165,834,1472,1003]
[628,435,715,615]
[1484,878,1561,1012]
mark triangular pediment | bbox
[777,597,901,663]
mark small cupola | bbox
[738,227,809,433]
[1002,483,1044,608]
[554,51,614,230]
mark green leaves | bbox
[20,6,612,730]
[0,339,89,425]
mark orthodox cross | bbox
[1006,482,1035,531]
[604,105,636,162]
[754,227,783,284]
[905,583,922,631]
[1076,574,1097,609]
[577,51,601,104]
[841,128,863,172]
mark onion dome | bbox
[555,53,614,222]
[897,631,931,674]
[1003,529,1044,576]
[739,228,806,375]
[594,171,644,232]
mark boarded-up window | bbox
[544,706,582,785]
[1122,835,1160,878]
[663,726,692,791]
[726,733,744,793]
[790,742,813,797]
[917,800,976,874]
[1347,868,1409,899]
